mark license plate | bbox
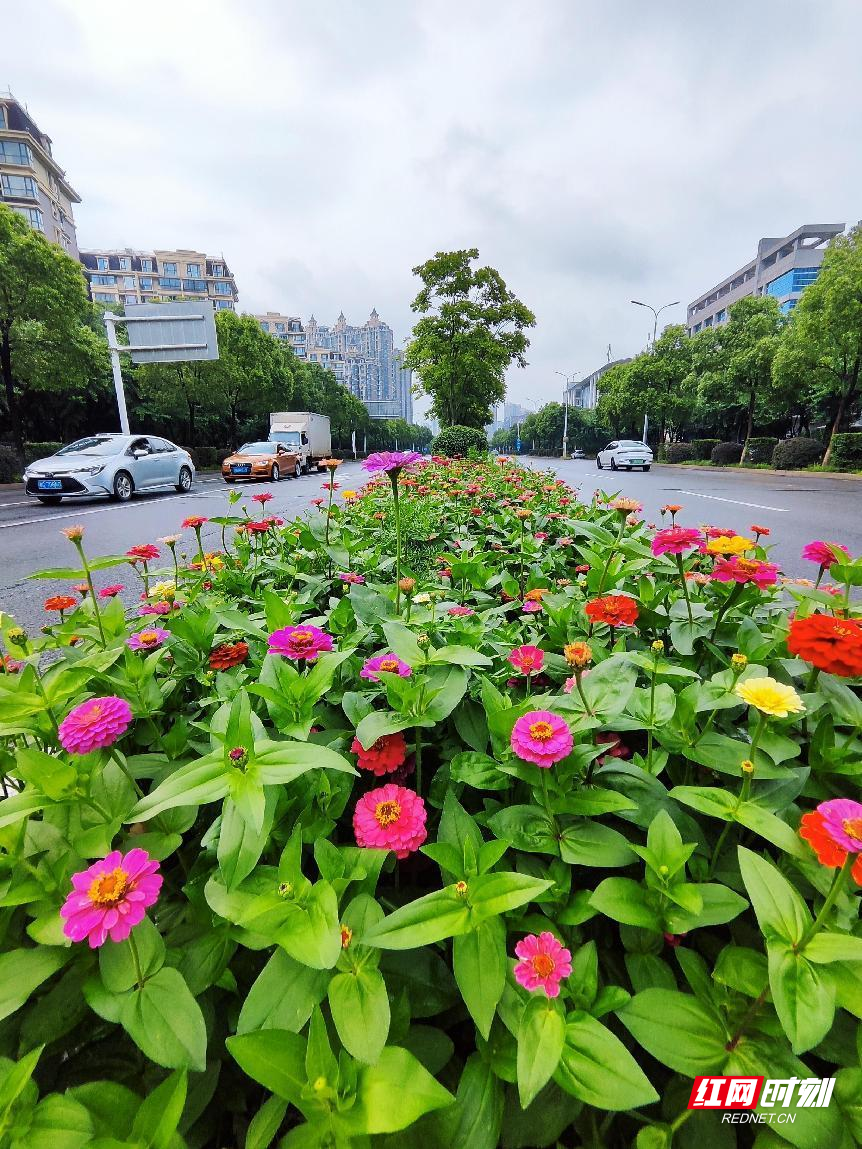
[231,465,251,474]
[37,479,62,490]
[630,459,644,465]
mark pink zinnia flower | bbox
[126,544,160,562]
[126,627,169,652]
[511,710,573,767]
[816,799,862,853]
[448,606,474,616]
[138,601,177,616]
[563,676,577,694]
[99,584,124,599]
[361,652,412,682]
[58,696,133,755]
[252,493,273,504]
[268,625,334,661]
[60,848,162,948]
[508,645,545,676]
[522,600,542,613]
[711,556,780,588]
[353,783,427,858]
[514,932,572,998]
[363,451,423,475]
[802,540,849,567]
[339,572,366,584]
[651,526,705,557]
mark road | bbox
[526,459,862,579]
[0,462,368,633]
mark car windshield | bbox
[277,432,301,444]
[56,436,122,457]
[237,442,274,455]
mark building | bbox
[78,248,238,310]
[304,310,413,420]
[564,359,631,410]
[254,312,306,359]
[0,93,80,256]
[686,223,845,335]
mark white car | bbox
[24,434,195,505]
[596,440,653,472]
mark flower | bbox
[661,504,683,515]
[363,451,423,475]
[342,490,358,501]
[1,655,23,673]
[181,516,208,529]
[609,497,642,513]
[802,540,849,567]
[448,605,474,616]
[511,710,573,767]
[321,457,342,471]
[524,588,548,602]
[138,602,176,617]
[398,577,416,593]
[351,731,408,776]
[353,783,427,858]
[99,584,124,599]
[58,696,133,755]
[731,653,748,673]
[361,653,412,682]
[44,595,78,613]
[61,525,84,541]
[60,848,162,948]
[651,527,704,556]
[210,641,249,670]
[340,925,353,948]
[514,932,572,998]
[126,627,169,652]
[268,625,334,661]
[126,544,160,562]
[339,572,366,585]
[751,524,771,536]
[252,493,273,505]
[711,556,780,588]
[73,582,89,597]
[706,535,754,556]
[734,677,804,718]
[786,614,862,678]
[158,534,181,547]
[508,645,545,676]
[596,732,631,763]
[800,799,862,883]
[585,594,639,628]
[522,600,542,613]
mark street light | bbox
[555,370,578,460]
[630,299,680,347]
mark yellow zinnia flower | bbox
[706,535,755,556]
[735,677,804,718]
[342,490,358,501]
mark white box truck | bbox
[269,412,332,473]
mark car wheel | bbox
[596,457,603,469]
[271,464,280,482]
[625,466,632,471]
[294,460,302,479]
[112,471,134,501]
[175,465,193,493]
[643,465,651,472]
[36,496,62,505]
[610,458,618,471]
[223,476,235,484]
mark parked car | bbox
[221,441,301,483]
[23,434,195,504]
[596,440,653,472]
[570,447,586,459]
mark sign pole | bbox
[103,312,130,434]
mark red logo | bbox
[688,1077,764,1109]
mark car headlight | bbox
[23,468,33,479]
[70,465,105,475]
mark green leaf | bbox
[429,1053,503,1149]
[618,989,728,1075]
[559,821,635,868]
[130,1069,187,1149]
[227,1030,308,1111]
[0,947,68,1023]
[99,919,165,993]
[467,871,554,923]
[590,878,662,932]
[0,790,47,830]
[128,754,229,822]
[767,941,835,1053]
[449,751,507,791]
[0,1045,43,1120]
[237,950,329,1035]
[517,995,565,1108]
[328,967,390,1064]
[15,747,77,799]
[804,932,862,964]
[245,1096,288,1149]
[429,645,492,667]
[737,846,810,945]
[254,740,356,784]
[581,657,638,716]
[554,1011,659,1110]
[558,788,637,816]
[453,917,506,1040]
[351,1046,455,1134]
[363,888,471,950]
[24,1093,94,1149]
[355,709,415,749]
[119,967,207,1071]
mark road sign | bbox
[515,438,522,452]
[124,300,219,364]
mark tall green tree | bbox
[596,361,645,440]
[136,360,213,447]
[403,249,535,428]
[208,311,289,448]
[0,204,95,459]
[773,228,862,464]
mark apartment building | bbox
[79,248,238,310]
[0,93,80,256]
[304,310,413,421]
[565,359,632,411]
[254,312,307,358]
[686,223,845,335]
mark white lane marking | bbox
[0,487,229,530]
[677,490,789,513]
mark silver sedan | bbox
[23,434,196,505]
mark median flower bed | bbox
[0,454,861,1147]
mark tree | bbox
[403,249,535,428]
[596,361,645,440]
[0,204,94,459]
[629,326,699,444]
[137,360,213,447]
[773,228,862,464]
[208,311,290,448]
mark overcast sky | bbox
[4,0,862,421]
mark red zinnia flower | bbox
[351,731,408,776]
[182,516,208,529]
[44,595,78,612]
[585,594,639,628]
[126,544,160,562]
[787,614,862,678]
[209,641,249,670]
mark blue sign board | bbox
[515,438,522,452]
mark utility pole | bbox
[555,370,578,459]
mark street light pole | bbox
[630,299,680,348]
[555,370,577,460]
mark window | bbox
[139,276,153,290]
[91,274,116,286]
[12,205,43,229]
[119,257,130,270]
[159,278,181,289]
[275,322,285,332]
[715,308,726,323]
[182,279,207,292]
[0,139,32,165]
[186,262,201,277]
[0,106,5,128]
[1,173,39,200]
[124,294,138,305]
[149,437,174,453]
[765,267,820,298]
[121,275,135,290]
[212,280,233,295]
[93,292,117,302]
[260,321,269,332]
[211,263,224,277]
[214,300,233,310]
[97,256,108,271]
[140,258,153,273]
[162,261,177,275]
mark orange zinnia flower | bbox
[209,641,249,670]
[787,614,862,678]
[585,595,639,628]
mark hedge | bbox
[771,436,824,470]
[662,442,694,464]
[829,432,862,470]
[24,442,63,464]
[742,436,778,465]
[691,438,720,461]
[432,425,489,456]
[710,441,743,465]
[0,445,19,483]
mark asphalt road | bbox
[527,458,862,578]
[0,461,369,633]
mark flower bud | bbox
[417,633,430,648]
[6,628,26,647]
[398,577,416,593]
[741,759,755,775]
[651,639,665,655]
[731,653,748,674]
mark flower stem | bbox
[538,768,559,837]
[676,554,694,624]
[597,520,625,595]
[391,473,402,611]
[797,854,855,951]
[709,581,743,642]
[414,728,423,794]
[73,539,106,648]
[109,749,145,800]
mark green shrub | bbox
[432,425,488,456]
[662,442,694,464]
[24,441,63,464]
[771,436,823,469]
[710,441,743,465]
[691,438,720,460]
[829,432,862,470]
[0,445,19,483]
[742,436,778,465]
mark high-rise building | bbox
[78,248,238,310]
[305,309,413,420]
[565,359,631,410]
[0,93,80,256]
[686,223,845,335]
[254,312,307,359]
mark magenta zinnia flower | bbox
[58,696,133,755]
[339,572,366,584]
[99,584,125,599]
[268,625,334,661]
[448,606,474,616]
[802,540,849,567]
[511,710,573,767]
[353,783,427,858]
[507,645,545,676]
[651,526,704,557]
[126,627,169,652]
[60,848,162,948]
[816,799,862,853]
[711,556,779,588]
[361,652,412,682]
[363,451,423,475]
[514,931,572,998]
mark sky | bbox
[3,0,862,423]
